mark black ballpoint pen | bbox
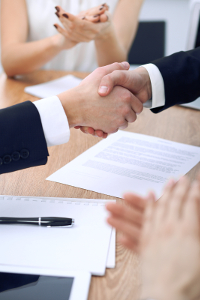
[0,217,75,227]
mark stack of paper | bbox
[0,196,115,276]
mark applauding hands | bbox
[54,4,111,50]
[107,176,200,300]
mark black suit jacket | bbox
[151,47,200,113]
[0,101,48,174]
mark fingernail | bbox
[136,112,141,116]
[55,6,60,12]
[99,6,104,10]
[93,14,100,17]
[55,12,60,18]
[121,61,130,69]
[102,3,106,6]
[98,86,108,93]
[63,13,69,18]
[54,24,58,29]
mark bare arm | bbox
[94,0,144,66]
[0,0,76,77]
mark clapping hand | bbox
[106,176,200,300]
[140,176,200,300]
[54,3,110,48]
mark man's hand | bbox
[140,177,200,300]
[98,66,152,102]
[80,66,152,137]
[58,62,143,133]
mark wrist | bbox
[57,87,84,127]
[50,34,65,51]
[51,34,76,51]
[135,67,152,103]
[95,22,113,41]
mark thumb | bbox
[98,67,130,97]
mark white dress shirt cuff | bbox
[33,96,70,147]
[142,63,165,109]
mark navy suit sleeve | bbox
[0,101,49,174]
[151,47,200,113]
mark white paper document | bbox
[0,196,114,276]
[24,75,82,98]
[106,229,116,268]
[47,131,200,199]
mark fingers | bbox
[123,193,146,211]
[106,200,143,250]
[141,192,155,241]
[97,63,130,85]
[118,235,139,252]
[166,176,190,222]
[54,23,69,37]
[153,179,176,228]
[79,126,108,138]
[98,69,131,97]
[107,213,141,243]
[55,6,76,22]
[106,202,144,227]
[130,94,143,116]
[85,15,101,22]
[118,120,128,130]
[95,130,108,138]
[84,5,107,23]
[100,13,108,22]
[183,180,200,230]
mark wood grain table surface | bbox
[0,70,200,300]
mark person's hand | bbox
[106,193,147,252]
[140,176,200,300]
[58,62,143,133]
[98,66,152,102]
[80,66,152,137]
[54,4,111,46]
[77,3,109,23]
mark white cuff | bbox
[142,63,165,109]
[33,96,70,147]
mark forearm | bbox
[95,24,127,66]
[1,35,64,77]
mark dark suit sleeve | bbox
[0,101,49,174]
[151,47,200,113]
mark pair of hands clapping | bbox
[54,3,111,50]
[107,176,200,300]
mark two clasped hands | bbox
[58,61,151,138]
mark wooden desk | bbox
[0,70,200,300]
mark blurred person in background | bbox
[1,0,144,76]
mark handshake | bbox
[58,62,152,137]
